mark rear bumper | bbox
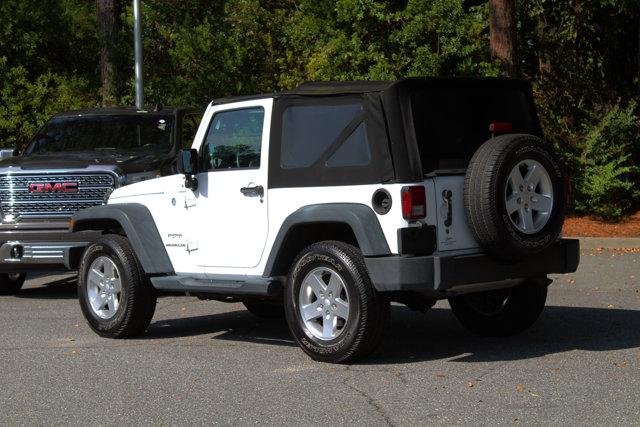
[0,228,99,272]
[365,238,580,294]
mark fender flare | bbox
[263,203,390,277]
[72,203,174,274]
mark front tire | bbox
[284,241,389,363]
[78,235,157,338]
[0,273,26,294]
[448,278,548,337]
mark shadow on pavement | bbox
[145,304,640,363]
[370,305,640,364]
[15,278,77,300]
[146,310,296,346]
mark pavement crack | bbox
[341,367,395,427]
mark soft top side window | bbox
[201,107,264,171]
[280,103,370,169]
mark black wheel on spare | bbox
[0,273,26,294]
[284,241,390,364]
[448,278,548,337]
[78,235,157,338]
[243,300,285,319]
[464,134,565,260]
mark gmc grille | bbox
[0,174,115,220]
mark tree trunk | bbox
[489,0,519,78]
[97,0,119,106]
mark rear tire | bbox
[448,278,548,337]
[243,300,285,319]
[0,273,26,294]
[284,241,389,363]
[78,235,156,338]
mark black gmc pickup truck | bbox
[0,107,200,292]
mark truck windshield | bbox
[24,115,174,156]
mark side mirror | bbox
[177,148,198,190]
[0,148,18,159]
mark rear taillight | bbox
[489,122,513,133]
[401,186,426,220]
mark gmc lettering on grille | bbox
[28,182,79,193]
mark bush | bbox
[572,102,640,220]
[0,57,96,150]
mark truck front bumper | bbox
[0,227,99,273]
[365,238,580,295]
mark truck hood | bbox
[0,150,175,175]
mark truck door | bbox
[192,99,272,272]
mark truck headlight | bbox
[124,171,160,185]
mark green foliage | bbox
[0,59,95,149]
[0,0,638,219]
[573,103,640,219]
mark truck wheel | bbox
[78,235,156,338]
[448,278,548,337]
[0,273,26,294]
[243,300,285,319]
[284,241,389,363]
[464,134,565,260]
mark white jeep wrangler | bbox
[68,78,579,363]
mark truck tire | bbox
[448,278,548,337]
[0,273,26,294]
[284,241,389,363]
[243,300,285,319]
[78,235,157,338]
[464,134,565,260]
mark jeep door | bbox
[193,99,272,271]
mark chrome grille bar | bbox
[0,173,115,220]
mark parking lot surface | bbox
[0,242,639,425]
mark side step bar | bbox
[150,275,282,298]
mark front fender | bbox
[72,203,174,275]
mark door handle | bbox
[240,185,264,197]
[442,189,453,227]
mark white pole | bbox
[133,0,143,109]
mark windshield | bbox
[24,114,174,156]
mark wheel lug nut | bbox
[332,304,337,310]
[519,185,524,192]
[517,197,522,204]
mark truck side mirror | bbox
[0,148,18,159]
[177,148,198,190]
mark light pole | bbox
[133,0,144,109]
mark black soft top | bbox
[213,78,542,188]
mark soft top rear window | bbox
[410,87,537,174]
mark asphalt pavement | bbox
[0,238,638,425]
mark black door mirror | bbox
[177,148,199,190]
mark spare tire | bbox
[464,134,565,260]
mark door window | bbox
[202,107,264,170]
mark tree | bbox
[489,0,518,77]
[97,0,119,106]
